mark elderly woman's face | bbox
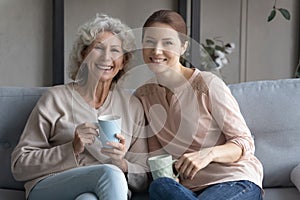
[81,31,124,82]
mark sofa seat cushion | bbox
[131,192,150,200]
[0,189,25,200]
[263,187,300,200]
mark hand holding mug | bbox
[97,115,127,171]
[72,122,99,156]
[101,133,127,171]
[175,148,213,180]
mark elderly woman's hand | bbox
[72,122,99,156]
[101,134,128,172]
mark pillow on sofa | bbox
[291,163,300,192]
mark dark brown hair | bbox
[142,10,188,44]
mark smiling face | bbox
[81,31,124,83]
[142,22,186,74]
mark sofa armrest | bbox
[291,164,300,192]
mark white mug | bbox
[148,154,179,180]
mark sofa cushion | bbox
[0,188,148,200]
[291,163,300,192]
[0,189,25,200]
[228,78,300,188]
[263,187,300,200]
[0,87,47,190]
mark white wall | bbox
[200,0,299,84]
[0,0,52,87]
[0,0,176,87]
[0,0,298,86]
[246,0,299,82]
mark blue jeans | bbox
[28,164,128,200]
[149,177,262,200]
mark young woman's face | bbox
[142,22,185,74]
[81,31,124,82]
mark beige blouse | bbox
[135,69,263,192]
[11,83,149,198]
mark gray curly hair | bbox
[68,13,136,80]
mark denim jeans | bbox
[149,177,262,200]
[28,164,128,200]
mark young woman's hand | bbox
[101,134,128,171]
[72,122,99,156]
[175,148,214,180]
[175,143,242,180]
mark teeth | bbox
[98,66,112,70]
[152,58,165,63]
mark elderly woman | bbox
[11,13,148,200]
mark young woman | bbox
[11,13,148,200]
[135,10,263,200]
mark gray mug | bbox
[97,115,121,148]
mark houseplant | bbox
[201,37,235,71]
[267,0,300,78]
[267,0,291,22]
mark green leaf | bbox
[215,45,224,52]
[268,9,276,22]
[204,46,214,56]
[206,39,214,46]
[279,8,291,20]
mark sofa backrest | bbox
[0,87,47,190]
[228,78,300,188]
[1,78,300,190]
